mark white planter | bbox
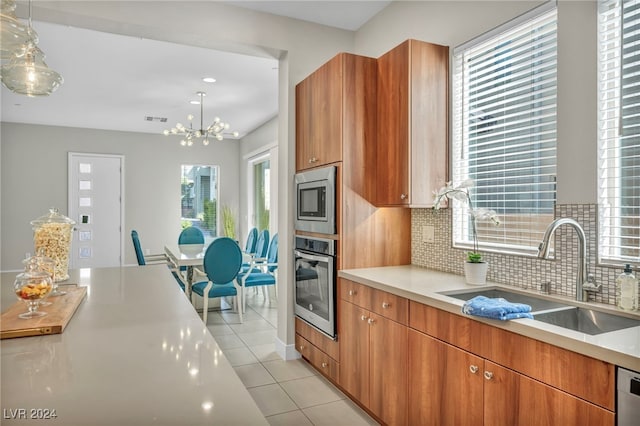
[464,261,488,285]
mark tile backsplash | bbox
[411,204,623,305]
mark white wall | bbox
[0,122,241,268]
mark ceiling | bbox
[0,1,390,140]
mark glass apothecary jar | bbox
[31,208,75,282]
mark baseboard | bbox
[275,337,301,361]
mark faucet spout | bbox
[538,218,592,302]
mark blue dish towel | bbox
[462,295,534,321]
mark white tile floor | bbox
[203,292,378,426]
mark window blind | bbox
[452,7,558,256]
[598,0,640,264]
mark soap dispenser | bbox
[616,264,638,311]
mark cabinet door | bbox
[369,313,408,426]
[376,40,410,206]
[408,329,483,426]
[296,55,343,171]
[483,361,615,426]
[295,77,312,172]
[338,300,370,406]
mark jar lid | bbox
[30,208,76,226]
[16,257,51,280]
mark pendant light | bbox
[0,0,34,60]
[0,0,63,96]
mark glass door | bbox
[250,155,270,232]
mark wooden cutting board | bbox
[0,285,87,339]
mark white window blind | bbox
[598,0,640,264]
[452,6,558,256]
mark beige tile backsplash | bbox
[411,204,622,306]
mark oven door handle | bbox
[294,250,330,263]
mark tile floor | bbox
[205,293,378,426]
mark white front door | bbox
[68,153,123,268]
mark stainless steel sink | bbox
[533,307,640,335]
[440,287,569,312]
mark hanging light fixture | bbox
[0,0,63,96]
[163,91,239,146]
[0,0,35,60]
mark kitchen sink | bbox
[533,307,640,335]
[440,287,569,312]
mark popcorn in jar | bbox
[31,208,76,282]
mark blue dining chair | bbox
[191,237,243,324]
[238,233,278,313]
[238,229,270,291]
[178,226,205,245]
[244,227,259,255]
[177,226,206,279]
[131,230,185,291]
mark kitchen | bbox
[2,0,640,425]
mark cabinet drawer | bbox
[296,333,339,383]
[295,334,313,360]
[370,287,408,325]
[339,279,371,307]
[295,317,339,360]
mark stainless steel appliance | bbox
[294,236,336,339]
[294,166,336,235]
[617,367,640,426]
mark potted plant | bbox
[221,205,237,241]
[433,180,500,285]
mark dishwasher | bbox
[617,367,640,426]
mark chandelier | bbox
[163,91,239,146]
[0,0,63,96]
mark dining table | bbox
[164,243,207,299]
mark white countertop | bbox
[0,265,268,425]
[339,265,640,372]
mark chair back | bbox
[178,226,205,245]
[255,229,270,258]
[265,233,278,272]
[244,227,258,254]
[131,230,146,265]
[203,237,242,284]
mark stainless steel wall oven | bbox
[294,236,336,339]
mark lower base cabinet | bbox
[339,298,408,426]
[408,329,615,426]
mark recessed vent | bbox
[144,116,168,123]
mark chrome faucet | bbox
[537,218,600,302]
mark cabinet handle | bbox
[349,290,356,296]
[484,371,494,380]
[299,345,304,351]
[309,157,318,163]
[400,193,408,200]
[382,302,390,309]
[361,315,368,321]
[367,318,375,325]
[321,362,328,368]
[469,365,479,374]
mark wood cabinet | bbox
[339,279,408,426]
[295,318,339,383]
[376,39,449,207]
[408,329,615,426]
[295,53,376,171]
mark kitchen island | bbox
[0,265,268,425]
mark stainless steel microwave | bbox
[294,166,336,235]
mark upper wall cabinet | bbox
[295,53,376,172]
[376,39,449,207]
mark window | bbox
[452,3,557,255]
[598,0,640,264]
[248,153,271,232]
[181,165,219,237]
